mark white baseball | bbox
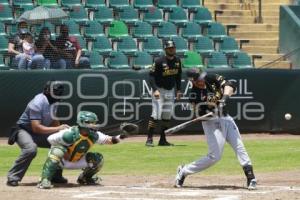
[285,113,292,120]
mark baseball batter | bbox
[146,40,182,147]
[175,68,257,190]
[37,111,126,189]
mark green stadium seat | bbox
[207,22,227,40]
[171,36,188,56]
[193,7,213,26]
[69,5,89,25]
[61,0,82,8]
[181,0,202,11]
[108,20,128,39]
[62,19,81,36]
[119,6,139,26]
[0,35,8,53]
[194,36,214,56]
[0,22,6,36]
[169,7,188,27]
[92,35,112,56]
[109,0,129,10]
[13,0,33,7]
[0,0,9,5]
[157,22,177,40]
[75,35,88,52]
[132,21,152,40]
[86,51,106,69]
[132,51,152,69]
[143,36,163,56]
[8,23,18,36]
[85,0,105,9]
[207,52,229,68]
[219,36,240,55]
[94,6,114,26]
[232,52,253,68]
[84,21,104,39]
[133,0,153,11]
[117,36,137,56]
[108,51,130,69]
[144,7,163,26]
[182,51,203,68]
[182,22,202,41]
[37,0,58,7]
[0,54,9,70]
[0,5,14,23]
[157,0,177,11]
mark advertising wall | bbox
[0,69,299,137]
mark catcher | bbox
[175,68,257,190]
[37,111,137,189]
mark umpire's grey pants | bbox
[7,129,50,182]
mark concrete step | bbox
[205,3,288,11]
[254,61,291,69]
[219,10,280,17]
[206,0,291,3]
[226,24,279,32]
[236,38,278,46]
[230,31,278,39]
[249,53,287,61]
[242,46,279,54]
[216,16,279,24]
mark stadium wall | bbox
[0,69,299,137]
[279,5,300,68]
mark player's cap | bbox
[186,68,206,81]
[164,40,176,49]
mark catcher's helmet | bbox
[44,81,64,97]
[77,111,98,129]
[164,40,176,49]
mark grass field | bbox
[1,137,300,177]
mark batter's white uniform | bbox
[181,115,252,175]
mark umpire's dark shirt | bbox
[149,55,182,91]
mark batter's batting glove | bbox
[218,95,229,108]
[120,123,139,135]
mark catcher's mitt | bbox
[120,123,139,134]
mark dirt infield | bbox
[1,134,300,200]
[1,171,300,200]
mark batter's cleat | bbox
[37,178,53,189]
[145,139,154,147]
[77,174,100,185]
[51,176,68,184]
[174,165,186,188]
[6,180,18,187]
[247,179,257,190]
[158,141,174,146]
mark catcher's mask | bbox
[77,111,101,131]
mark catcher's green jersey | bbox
[47,126,110,162]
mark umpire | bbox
[6,81,69,186]
[146,40,182,147]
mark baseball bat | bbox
[164,112,214,134]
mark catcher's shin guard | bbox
[40,146,66,182]
[77,152,104,185]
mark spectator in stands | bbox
[33,27,58,69]
[8,21,31,69]
[54,25,90,69]
[22,33,35,68]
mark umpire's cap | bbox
[44,80,64,97]
[164,40,176,49]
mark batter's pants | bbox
[182,115,252,176]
